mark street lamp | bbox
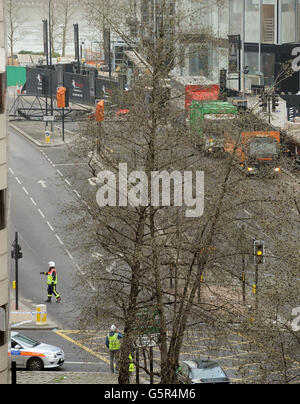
[49,0,54,131]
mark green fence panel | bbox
[6,66,27,87]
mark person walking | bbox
[40,261,61,303]
[105,325,123,374]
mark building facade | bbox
[0,0,9,385]
[127,0,229,83]
[229,0,300,92]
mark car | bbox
[9,332,65,371]
[176,359,230,384]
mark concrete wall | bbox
[0,0,9,385]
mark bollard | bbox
[45,131,51,144]
[36,304,47,325]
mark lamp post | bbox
[49,0,54,132]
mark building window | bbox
[0,189,7,230]
[262,4,275,44]
[189,46,208,76]
[0,305,7,346]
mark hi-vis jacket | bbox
[42,268,57,285]
[129,354,135,372]
[106,331,123,351]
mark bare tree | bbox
[65,0,300,385]
[5,0,23,65]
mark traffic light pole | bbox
[255,263,259,311]
[15,233,19,311]
[253,240,264,314]
[11,232,23,311]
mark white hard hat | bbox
[48,261,55,268]
[110,325,116,332]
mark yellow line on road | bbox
[54,330,110,365]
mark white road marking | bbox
[65,179,72,186]
[55,163,86,166]
[82,201,91,210]
[56,169,63,177]
[15,177,21,185]
[38,209,45,219]
[37,180,47,188]
[76,264,86,275]
[47,221,54,231]
[73,190,81,198]
[243,209,251,216]
[22,187,29,195]
[9,168,14,175]
[88,281,96,292]
[30,197,37,206]
[65,249,74,260]
[55,234,64,245]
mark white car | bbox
[10,332,65,371]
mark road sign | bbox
[134,334,160,348]
[43,115,54,122]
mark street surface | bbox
[8,127,300,382]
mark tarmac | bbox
[9,297,131,385]
[7,120,128,384]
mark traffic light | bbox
[95,100,105,122]
[254,240,264,265]
[11,242,22,260]
[259,94,267,112]
[272,93,279,112]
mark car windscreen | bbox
[13,334,40,348]
[191,364,227,380]
[249,138,278,158]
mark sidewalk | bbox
[10,296,58,331]
[9,120,79,147]
[15,371,119,385]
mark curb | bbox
[11,323,58,331]
[9,123,74,147]
[9,123,43,147]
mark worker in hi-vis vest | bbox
[105,325,123,373]
[40,261,61,303]
[128,353,136,383]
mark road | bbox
[8,127,300,382]
[8,129,110,373]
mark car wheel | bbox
[27,357,44,371]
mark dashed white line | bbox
[73,190,81,198]
[76,264,85,275]
[88,281,96,292]
[38,209,45,219]
[65,179,72,186]
[47,221,54,231]
[30,197,37,206]
[55,234,64,245]
[15,177,21,185]
[22,187,29,195]
[9,168,14,175]
[65,249,74,260]
[56,169,63,177]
